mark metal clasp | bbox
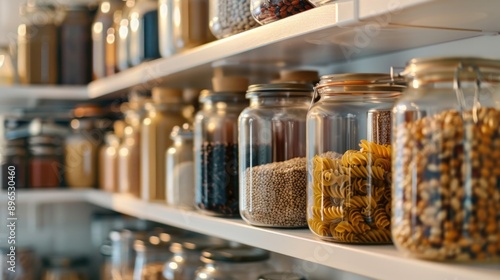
[453,63,482,123]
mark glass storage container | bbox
[194,246,273,280]
[141,88,187,201]
[133,231,180,280]
[17,3,58,84]
[29,136,63,189]
[60,5,92,85]
[1,139,27,189]
[116,0,136,71]
[208,0,258,39]
[0,46,15,85]
[158,0,214,58]
[194,76,249,217]
[99,132,121,192]
[307,73,403,243]
[129,0,160,66]
[166,124,195,209]
[110,229,148,280]
[239,83,312,228]
[250,0,314,25]
[392,57,500,261]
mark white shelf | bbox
[2,189,498,280]
[0,85,88,100]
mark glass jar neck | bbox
[172,136,193,145]
[201,96,247,111]
[318,92,400,102]
[249,95,310,107]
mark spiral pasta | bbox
[358,229,392,243]
[359,139,391,158]
[308,219,330,236]
[373,208,390,229]
[323,206,344,220]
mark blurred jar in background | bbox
[0,46,15,85]
[116,0,136,71]
[1,139,27,189]
[41,256,90,280]
[29,135,63,189]
[129,0,160,66]
[99,120,124,192]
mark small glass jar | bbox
[307,73,403,243]
[194,76,249,217]
[166,124,195,209]
[133,238,171,280]
[99,132,121,192]
[158,0,214,58]
[116,0,136,71]
[194,246,273,280]
[239,83,312,228]
[129,0,160,66]
[392,57,500,261]
[1,139,27,189]
[29,136,62,189]
[141,88,187,201]
[0,46,15,85]
[258,272,307,280]
[17,3,58,84]
[60,5,92,85]
[208,0,259,39]
[250,0,315,25]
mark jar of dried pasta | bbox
[393,57,500,261]
[306,73,404,243]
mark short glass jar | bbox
[239,83,312,228]
[29,136,63,189]
[194,246,273,280]
[1,139,27,189]
[194,76,249,217]
[209,0,259,39]
[392,57,500,261]
[250,0,315,25]
[307,73,403,243]
[133,238,170,280]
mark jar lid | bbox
[30,146,57,155]
[258,272,307,280]
[28,135,61,146]
[113,120,125,139]
[152,87,183,104]
[212,76,249,93]
[401,56,500,83]
[278,69,319,83]
[170,123,193,140]
[201,246,270,263]
[316,73,405,94]
[246,83,313,98]
[169,236,227,253]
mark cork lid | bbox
[152,87,183,104]
[212,76,249,93]
[113,120,125,139]
[279,69,319,82]
[73,104,104,118]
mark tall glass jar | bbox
[29,144,61,189]
[17,3,58,84]
[129,0,160,66]
[307,73,403,243]
[166,124,195,209]
[158,0,214,58]
[392,57,500,261]
[99,132,121,192]
[141,88,187,201]
[194,76,249,217]
[208,0,258,39]
[133,236,172,280]
[1,139,27,189]
[194,246,273,280]
[0,46,15,85]
[239,83,312,228]
[250,0,315,25]
[116,0,136,71]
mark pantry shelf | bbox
[3,189,498,280]
[0,85,88,100]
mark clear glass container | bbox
[250,0,315,25]
[129,0,160,66]
[65,119,100,188]
[60,5,92,84]
[239,83,312,228]
[0,46,14,85]
[258,272,307,280]
[1,139,27,189]
[208,0,258,39]
[158,0,214,58]
[392,57,500,261]
[117,0,136,71]
[141,88,187,201]
[133,235,173,280]
[99,131,121,192]
[92,0,122,79]
[194,76,249,217]
[17,3,58,84]
[306,73,403,243]
[29,136,62,189]
[194,246,273,280]
[166,124,195,209]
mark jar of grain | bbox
[392,57,500,261]
[307,73,403,243]
[239,83,312,228]
[209,0,258,39]
[194,76,249,217]
[250,0,315,25]
[29,139,62,189]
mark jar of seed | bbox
[393,57,500,261]
[307,73,404,244]
[239,83,312,228]
[250,0,315,25]
[194,76,249,217]
[209,0,259,39]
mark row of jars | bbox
[9,0,334,85]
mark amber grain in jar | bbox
[306,73,403,243]
[392,57,500,261]
[30,146,61,189]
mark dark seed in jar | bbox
[256,0,314,24]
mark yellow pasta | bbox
[311,206,323,219]
[332,231,358,243]
[308,219,330,236]
[323,206,343,220]
[346,208,364,226]
[373,208,390,229]
[341,150,369,166]
[352,178,369,195]
[345,196,377,209]
[324,183,352,198]
[358,229,392,243]
[359,139,391,158]
[334,221,370,234]
[374,157,391,171]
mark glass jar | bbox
[1,139,27,189]
[92,0,122,79]
[141,88,187,201]
[110,229,148,280]
[392,57,500,261]
[41,256,89,280]
[194,76,249,217]
[17,3,58,84]
[158,0,214,58]
[208,0,258,39]
[163,236,227,280]
[194,246,273,280]
[271,69,319,85]
[239,83,312,228]
[250,0,315,25]
[116,0,136,71]
[306,73,403,243]
[29,136,62,189]
[0,46,15,85]
[166,124,195,209]
[258,272,307,280]
[60,5,92,85]
[129,0,160,66]
[133,238,171,280]
[99,132,120,192]
[65,119,100,188]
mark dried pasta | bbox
[373,208,390,229]
[358,229,392,243]
[308,219,330,236]
[323,205,344,220]
[359,139,391,158]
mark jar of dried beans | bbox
[209,0,259,39]
[392,57,500,261]
[250,0,315,25]
[194,76,249,217]
[306,73,404,243]
[239,83,312,228]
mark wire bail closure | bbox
[453,63,483,123]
